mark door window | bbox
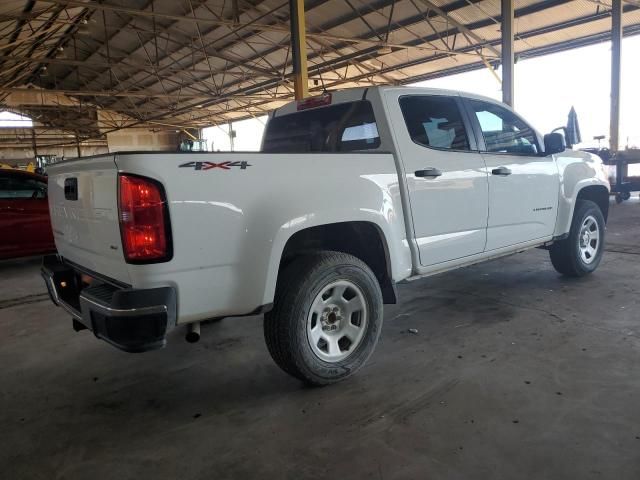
[469,100,539,155]
[0,174,47,199]
[399,96,471,151]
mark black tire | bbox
[549,199,605,277]
[264,251,383,386]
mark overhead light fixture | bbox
[377,46,393,55]
[77,18,90,35]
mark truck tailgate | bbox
[47,155,130,284]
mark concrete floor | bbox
[2,199,640,480]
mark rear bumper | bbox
[41,255,176,353]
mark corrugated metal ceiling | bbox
[0,0,638,135]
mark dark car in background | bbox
[0,169,55,260]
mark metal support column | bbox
[31,129,38,159]
[610,0,622,152]
[501,0,514,107]
[75,131,81,158]
[289,0,309,100]
[228,121,235,152]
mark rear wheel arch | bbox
[264,250,384,385]
[276,221,396,304]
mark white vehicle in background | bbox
[42,86,610,385]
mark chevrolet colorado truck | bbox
[42,86,610,385]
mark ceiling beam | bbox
[0,54,252,75]
[0,86,277,100]
[414,0,500,59]
[110,0,491,114]
[36,0,497,58]
[125,2,640,128]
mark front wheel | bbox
[549,199,605,277]
[264,251,383,386]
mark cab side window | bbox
[0,174,47,199]
[399,96,471,151]
[469,100,539,155]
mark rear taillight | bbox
[118,174,172,263]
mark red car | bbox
[0,169,55,259]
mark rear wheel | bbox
[549,199,605,277]
[264,251,383,386]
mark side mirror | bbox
[544,132,566,155]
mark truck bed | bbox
[47,151,408,323]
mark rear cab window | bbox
[262,100,380,153]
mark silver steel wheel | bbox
[578,215,600,264]
[306,279,368,363]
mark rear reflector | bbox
[297,93,332,111]
[118,174,172,263]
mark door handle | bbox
[491,166,512,176]
[415,167,442,178]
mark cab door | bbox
[464,98,559,251]
[0,171,53,258]
[384,92,489,267]
[20,192,53,253]
[0,174,21,258]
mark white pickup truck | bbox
[42,86,610,385]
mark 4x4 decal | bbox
[179,161,252,171]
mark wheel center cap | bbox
[321,305,342,332]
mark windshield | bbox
[262,100,380,153]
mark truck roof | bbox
[272,85,507,118]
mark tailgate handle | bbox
[64,178,78,200]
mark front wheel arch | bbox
[550,199,605,277]
[576,185,609,223]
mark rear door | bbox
[0,171,22,257]
[0,171,52,257]
[22,189,54,254]
[384,92,489,266]
[464,98,559,251]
